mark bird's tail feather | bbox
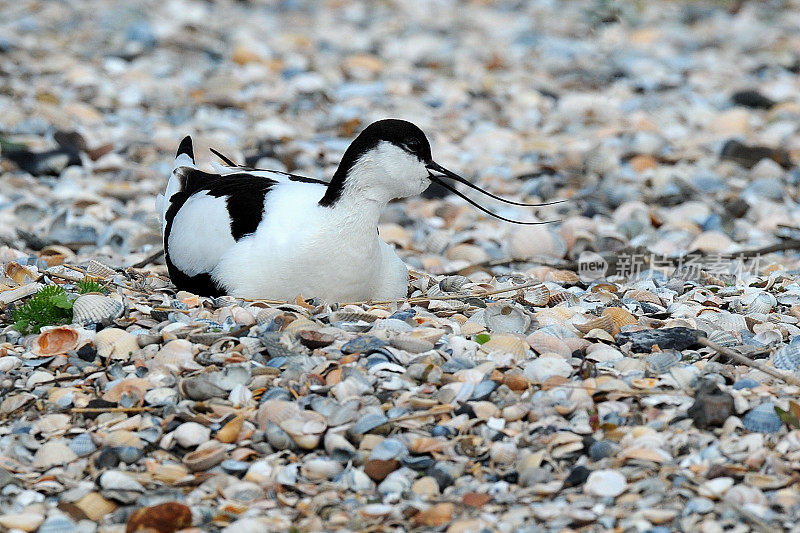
[157,136,195,234]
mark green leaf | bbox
[49,292,73,309]
[77,279,105,294]
[775,406,800,429]
[475,333,491,344]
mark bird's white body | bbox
[209,179,408,301]
[157,138,427,301]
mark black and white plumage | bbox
[157,119,557,301]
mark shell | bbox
[707,330,739,347]
[32,326,80,356]
[573,314,615,335]
[518,284,550,306]
[72,293,124,325]
[742,291,777,314]
[74,493,117,522]
[69,434,97,456]
[389,334,435,353]
[102,430,144,449]
[37,515,77,533]
[155,339,200,370]
[0,513,45,532]
[547,270,581,284]
[173,422,211,448]
[489,441,518,464]
[183,442,227,471]
[602,307,637,329]
[257,399,301,429]
[742,403,783,433]
[646,350,681,374]
[217,415,245,443]
[33,413,71,438]
[723,485,768,507]
[94,328,139,359]
[439,275,471,292]
[324,432,357,462]
[523,356,573,382]
[33,440,78,469]
[370,438,408,461]
[480,334,528,358]
[144,387,179,406]
[484,303,531,334]
[301,458,344,481]
[584,470,627,497]
[774,344,800,372]
[352,412,390,435]
[99,470,145,492]
[279,410,328,449]
[526,331,572,358]
[625,289,662,305]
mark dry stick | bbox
[697,336,800,387]
[131,249,165,269]
[70,406,157,413]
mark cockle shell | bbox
[33,414,71,438]
[154,339,200,370]
[518,284,550,306]
[183,442,227,471]
[526,331,572,358]
[74,492,117,521]
[774,344,800,372]
[742,403,783,433]
[602,307,637,329]
[32,325,80,356]
[742,291,777,314]
[72,293,124,325]
[390,333,435,353]
[646,350,681,374]
[33,440,78,469]
[0,513,45,532]
[94,328,139,359]
[480,334,528,358]
[573,314,615,335]
[484,303,531,334]
[625,289,662,305]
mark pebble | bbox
[0,1,798,531]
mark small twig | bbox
[392,405,454,422]
[697,336,800,387]
[720,502,774,533]
[69,406,157,413]
[45,271,83,283]
[131,249,165,269]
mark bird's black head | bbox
[320,119,433,206]
[319,119,562,224]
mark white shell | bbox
[33,440,78,469]
[94,328,139,359]
[173,422,210,448]
[72,293,124,325]
[584,470,627,497]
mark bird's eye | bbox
[403,139,421,152]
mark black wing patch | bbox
[172,167,277,240]
[162,168,278,296]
